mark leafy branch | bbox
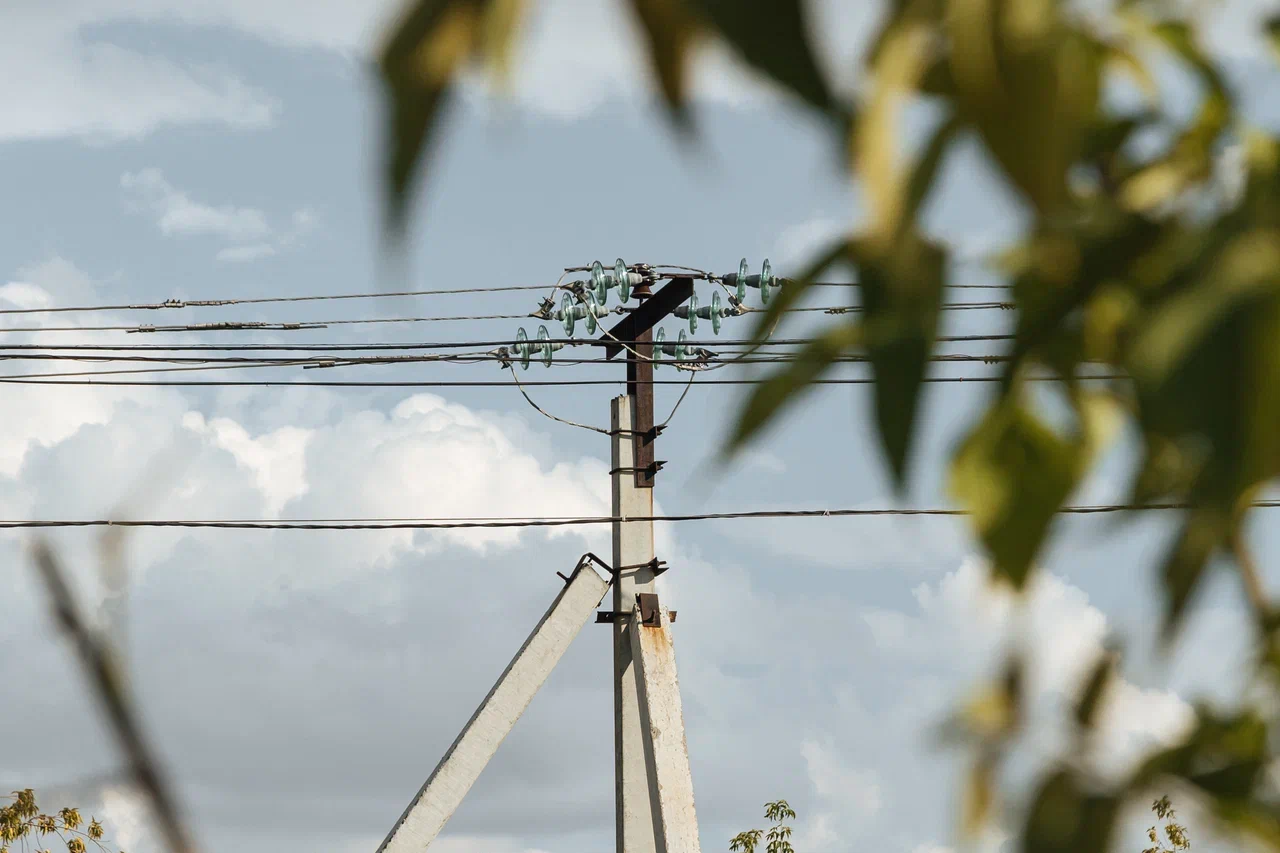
[730,799,797,853]
[0,790,115,853]
[1143,795,1191,853]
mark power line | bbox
[0,333,1017,354]
[0,284,559,316]
[0,351,1031,370]
[0,302,1015,335]
[0,374,1126,388]
[0,281,1014,317]
[2,500,1277,530]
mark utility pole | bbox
[598,276,700,853]
[611,393,658,853]
[376,271,703,853]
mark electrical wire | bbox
[2,500,1277,530]
[0,351,1031,379]
[0,333,1018,355]
[0,301,1015,335]
[0,283,565,316]
[659,370,697,427]
[0,374,1127,388]
[505,362,611,435]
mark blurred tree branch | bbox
[30,540,198,853]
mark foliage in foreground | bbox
[0,790,115,853]
[372,0,1280,850]
[731,800,797,853]
[729,795,1191,853]
[1144,795,1192,853]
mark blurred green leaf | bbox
[856,232,946,491]
[1212,799,1280,850]
[945,0,1101,214]
[845,27,959,489]
[1020,769,1120,853]
[920,52,956,98]
[626,0,701,127]
[864,0,943,70]
[378,0,518,238]
[480,0,526,89]
[1120,17,1231,214]
[950,393,1086,588]
[691,0,837,115]
[857,15,933,244]
[1072,646,1118,731]
[1133,705,1270,801]
[1157,509,1232,644]
[962,755,996,836]
[902,114,961,237]
[938,653,1024,747]
[1268,15,1280,63]
[726,321,861,455]
[1005,199,1163,384]
[1127,228,1280,389]
[1104,40,1158,105]
[1125,285,1280,638]
[1079,111,1160,192]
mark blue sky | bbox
[2,2,1279,852]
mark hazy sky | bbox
[2,2,1280,852]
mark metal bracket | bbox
[596,607,676,625]
[609,461,666,477]
[575,554,667,579]
[636,592,662,627]
[618,557,667,577]
[572,552,615,583]
[532,297,555,320]
[596,589,676,624]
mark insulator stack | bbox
[590,258,646,304]
[653,327,697,369]
[722,257,777,305]
[673,290,731,335]
[557,292,610,335]
[511,325,564,369]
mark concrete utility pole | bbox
[610,394,658,853]
[599,276,701,853]
[375,272,702,853]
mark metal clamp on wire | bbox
[607,425,666,440]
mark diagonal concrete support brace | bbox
[378,562,610,853]
[630,603,701,853]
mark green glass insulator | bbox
[591,261,609,304]
[561,292,578,335]
[516,326,530,370]
[615,258,631,302]
[538,324,554,367]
